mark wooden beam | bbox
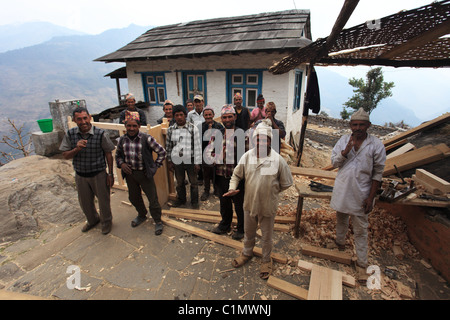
[162,210,291,232]
[301,244,352,265]
[379,19,450,60]
[383,143,450,176]
[297,259,356,288]
[317,0,360,60]
[267,276,308,300]
[161,217,288,264]
[386,143,416,159]
[383,113,450,147]
[415,169,450,194]
[167,207,296,224]
[290,166,337,180]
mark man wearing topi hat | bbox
[224,119,293,279]
[329,108,386,282]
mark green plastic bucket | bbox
[37,119,53,133]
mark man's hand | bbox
[167,161,174,172]
[341,135,355,157]
[107,174,115,188]
[76,139,88,150]
[223,189,240,197]
[121,163,132,175]
[363,198,374,214]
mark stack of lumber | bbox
[383,143,450,176]
[267,245,357,300]
[162,208,294,233]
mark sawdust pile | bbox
[277,177,419,260]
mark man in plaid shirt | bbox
[116,111,166,235]
[166,104,202,209]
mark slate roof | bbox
[96,10,312,63]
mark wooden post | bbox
[295,64,313,167]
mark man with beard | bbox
[330,108,386,282]
[204,105,247,240]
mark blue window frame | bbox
[142,72,167,106]
[293,70,303,112]
[226,70,263,108]
[182,71,207,105]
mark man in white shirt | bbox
[224,119,293,279]
[330,108,386,281]
[187,94,205,125]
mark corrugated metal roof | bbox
[96,10,311,62]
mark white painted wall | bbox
[125,53,307,139]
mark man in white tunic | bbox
[330,108,386,281]
[224,120,293,279]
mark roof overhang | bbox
[270,1,450,74]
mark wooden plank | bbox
[398,197,450,208]
[297,259,356,288]
[267,276,308,300]
[413,175,444,195]
[386,142,415,159]
[168,207,296,224]
[415,169,450,194]
[290,166,337,180]
[301,244,352,265]
[295,184,333,199]
[383,143,450,176]
[384,139,408,152]
[307,265,342,300]
[162,210,291,232]
[382,113,450,147]
[161,217,288,264]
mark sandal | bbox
[259,259,273,280]
[155,222,163,235]
[131,215,147,228]
[326,240,345,251]
[231,254,252,268]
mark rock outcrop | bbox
[0,156,84,242]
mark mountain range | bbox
[0,22,87,53]
[0,22,150,156]
[0,21,446,157]
[315,67,423,127]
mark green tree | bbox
[341,67,395,119]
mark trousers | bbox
[336,212,369,267]
[174,163,199,204]
[75,170,112,227]
[125,170,162,223]
[215,175,244,233]
[243,211,275,263]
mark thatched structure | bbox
[270,1,450,74]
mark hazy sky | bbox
[1,0,449,121]
[1,0,438,37]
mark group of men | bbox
[60,91,385,281]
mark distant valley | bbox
[0,22,447,158]
[0,22,150,156]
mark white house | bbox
[96,10,313,138]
